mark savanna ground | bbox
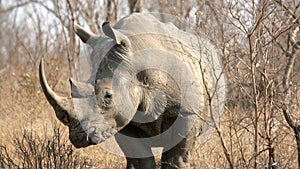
[1,0,300,168]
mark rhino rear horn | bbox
[70,78,95,98]
[74,23,98,47]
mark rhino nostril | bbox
[88,137,97,145]
[87,127,100,145]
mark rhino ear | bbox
[74,23,98,47]
[102,22,131,48]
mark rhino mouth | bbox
[69,122,116,148]
[86,126,116,144]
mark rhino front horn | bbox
[39,58,75,126]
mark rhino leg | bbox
[161,137,192,169]
[115,124,156,169]
[125,157,156,169]
[161,113,197,169]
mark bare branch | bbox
[273,0,299,23]
[0,1,32,13]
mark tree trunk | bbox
[128,0,143,13]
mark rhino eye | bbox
[104,91,112,104]
[104,91,112,99]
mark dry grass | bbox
[0,62,298,168]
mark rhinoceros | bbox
[39,13,225,169]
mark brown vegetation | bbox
[0,0,300,168]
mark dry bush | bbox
[0,125,95,169]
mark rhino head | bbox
[39,22,141,148]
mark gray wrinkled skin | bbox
[39,13,225,169]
